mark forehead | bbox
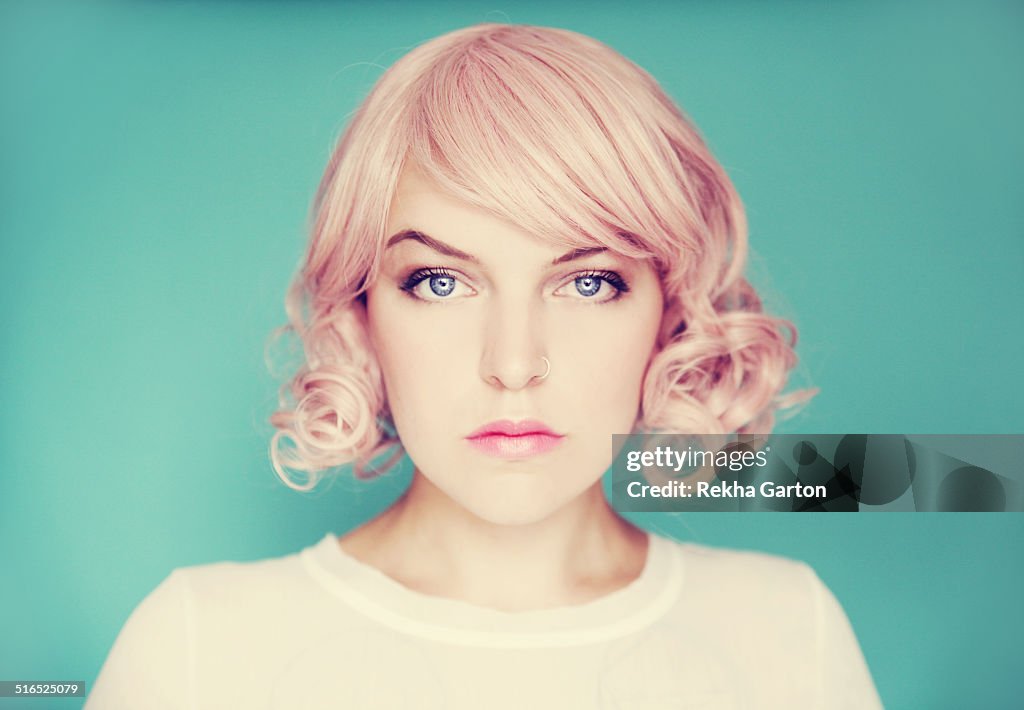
[385,168,589,261]
[388,168,493,233]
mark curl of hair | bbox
[270,23,813,489]
[641,279,809,437]
[269,280,401,490]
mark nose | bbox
[479,297,548,391]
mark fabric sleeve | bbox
[85,569,195,710]
[807,567,884,709]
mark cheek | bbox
[554,307,661,426]
[367,294,468,430]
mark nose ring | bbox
[538,356,551,381]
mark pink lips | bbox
[465,419,565,459]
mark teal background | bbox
[2,1,1022,707]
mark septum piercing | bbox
[538,356,551,381]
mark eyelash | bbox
[398,267,631,303]
[574,270,631,301]
[399,267,460,300]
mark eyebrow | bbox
[385,229,608,265]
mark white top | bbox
[86,533,882,709]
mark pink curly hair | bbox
[269,23,811,491]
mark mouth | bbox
[465,419,566,459]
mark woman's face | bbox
[365,169,664,525]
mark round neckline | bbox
[300,531,684,648]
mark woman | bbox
[88,23,881,708]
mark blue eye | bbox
[401,267,630,304]
[560,270,630,302]
[575,275,602,297]
[429,275,456,297]
[400,268,467,302]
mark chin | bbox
[450,479,591,528]
[462,501,567,527]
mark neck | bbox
[340,471,649,612]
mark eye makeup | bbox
[564,269,631,302]
[399,267,467,301]
[396,265,631,304]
